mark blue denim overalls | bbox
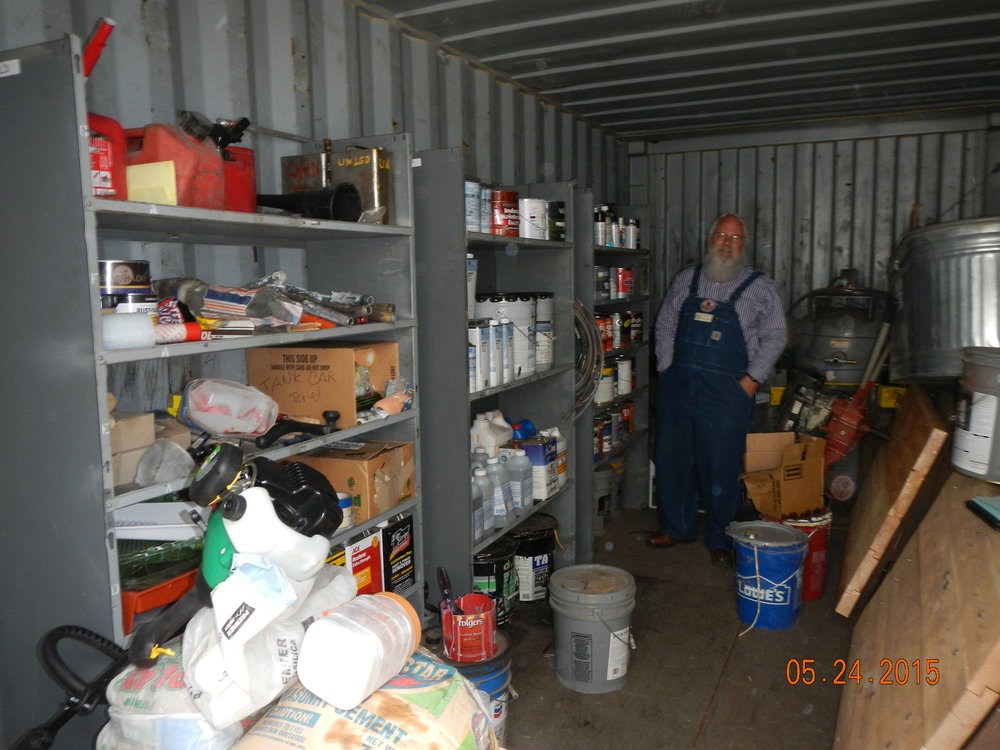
[655,265,761,550]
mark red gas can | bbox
[87,113,127,200]
[125,124,225,209]
[223,147,257,213]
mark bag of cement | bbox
[98,639,244,749]
[183,564,356,728]
[233,648,499,750]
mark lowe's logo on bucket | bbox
[738,577,790,604]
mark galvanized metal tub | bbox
[889,217,1000,381]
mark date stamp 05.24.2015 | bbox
[785,658,941,686]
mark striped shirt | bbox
[654,265,787,383]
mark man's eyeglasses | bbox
[712,232,745,243]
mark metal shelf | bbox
[469,364,575,400]
[470,481,575,555]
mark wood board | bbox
[833,471,1000,750]
[835,385,949,617]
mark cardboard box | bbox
[518,436,559,500]
[155,418,192,450]
[295,440,414,524]
[379,514,416,596]
[246,342,400,426]
[740,434,826,519]
[112,445,146,486]
[110,411,156,455]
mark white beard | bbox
[703,251,743,282]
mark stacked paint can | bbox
[442,632,513,745]
[472,537,519,626]
[507,513,559,603]
[491,190,519,235]
[608,267,635,299]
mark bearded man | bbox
[646,213,787,567]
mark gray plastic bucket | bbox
[953,347,1000,482]
[548,564,636,694]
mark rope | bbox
[737,545,802,637]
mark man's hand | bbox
[738,375,758,398]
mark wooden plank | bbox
[833,471,1000,750]
[835,386,949,617]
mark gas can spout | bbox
[82,18,115,78]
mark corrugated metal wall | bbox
[0,0,625,199]
[638,119,1000,316]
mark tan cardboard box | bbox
[110,411,156,455]
[112,445,146,486]
[155,418,192,450]
[740,434,826,520]
[246,342,400,426]
[294,440,413,524]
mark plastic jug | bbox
[473,469,495,533]
[507,449,534,516]
[470,477,485,542]
[486,457,514,522]
[297,592,421,710]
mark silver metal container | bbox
[889,217,1000,381]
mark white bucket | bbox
[518,198,548,239]
[953,347,1000,482]
[549,565,636,694]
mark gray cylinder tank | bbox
[890,217,1000,381]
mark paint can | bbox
[952,347,1000,482]
[616,267,634,298]
[112,293,159,316]
[727,521,809,631]
[549,564,635,694]
[628,311,643,344]
[594,266,611,300]
[518,198,548,239]
[534,292,554,373]
[473,536,519,626]
[593,418,604,462]
[464,179,481,232]
[594,314,613,352]
[443,632,513,746]
[546,201,566,241]
[99,259,152,295]
[766,510,833,602]
[594,365,615,405]
[619,401,634,434]
[608,406,623,447]
[491,190,519,236]
[600,414,613,455]
[508,512,558,602]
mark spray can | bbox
[534,292,554,373]
[479,185,493,233]
[625,218,640,249]
[499,318,514,383]
[488,319,502,388]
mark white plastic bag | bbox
[178,378,278,437]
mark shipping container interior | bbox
[1,1,999,748]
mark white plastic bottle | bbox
[486,457,513,522]
[471,446,490,473]
[473,468,495,533]
[541,426,569,489]
[507,448,534,516]
[470,477,485,542]
[470,413,496,455]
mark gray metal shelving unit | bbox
[413,148,579,596]
[0,36,423,747]
[574,195,653,560]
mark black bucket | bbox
[473,537,519,626]
[508,513,558,602]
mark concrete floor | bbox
[499,506,853,750]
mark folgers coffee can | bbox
[491,190,519,236]
[98,260,152,295]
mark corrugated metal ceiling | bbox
[367,0,1000,141]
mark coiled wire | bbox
[564,298,604,423]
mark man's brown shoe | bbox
[645,533,695,549]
